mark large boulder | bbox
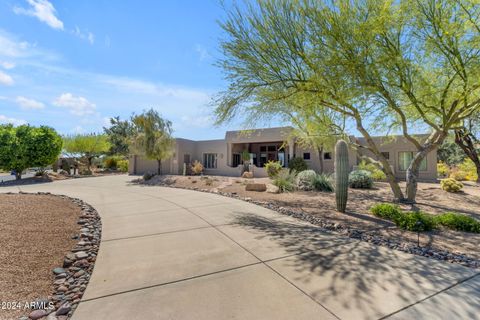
[245,183,267,192]
[266,184,280,194]
[242,171,254,179]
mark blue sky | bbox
[0,0,251,140]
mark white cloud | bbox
[13,0,64,30]
[195,44,210,61]
[15,96,45,110]
[0,32,31,58]
[0,71,14,85]
[0,114,27,125]
[0,61,15,69]
[53,93,96,116]
[72,27,95,45]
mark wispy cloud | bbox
[0,61,15,69]
[0,114,27,125]
[0,71,14,86]
[13,0,64,30]
[53,93,96,116]
[0,31,31,58]
[195,44,210,61]
[16,96,45,110]
[72,26,95,45]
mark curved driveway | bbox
[2,175,479,320]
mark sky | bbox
[0,0,252,140]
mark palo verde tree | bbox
[0,124,62,180]
[63,134,110,173]
[455,111,480,182]
[215,0,480,202]
[130,109,175,175]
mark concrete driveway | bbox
[2,175,479,320]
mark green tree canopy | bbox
[130,109,175,175]
[63,134,110,173]
[215,0,480,202]
[0,124,62,180]
[104,116,133,156]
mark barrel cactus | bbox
[335,140,349,213]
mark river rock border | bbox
[154,183,480,269]
[19,192,102,320]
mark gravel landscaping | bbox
[0,193,101,320]
[136,175,480,268]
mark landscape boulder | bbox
[266,184,280,194]
[245,183,267,192]
[241,171,253,179]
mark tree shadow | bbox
[0,176,53,187]
[233,215,477,319]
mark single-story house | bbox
[129,126,438,181]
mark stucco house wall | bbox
[129,127,438,181]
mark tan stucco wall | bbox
[129,128,438,181]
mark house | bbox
[128,126,438,181]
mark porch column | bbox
[227,142,232,166]
[287,137,295,166]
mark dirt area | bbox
[0,194,81,320]
[144,175,480,260]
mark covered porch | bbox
[227,141,294,168]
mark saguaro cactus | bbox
[335,140,349,213]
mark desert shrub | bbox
[143,172,155,181]
[358,161,386,181]
[394,211,436,232]
[104,156,123,169]
[440,178,463,193]
[437,161,449,178]
[191,160,204,175]
[449,168,468,181]
[312,173,334,192]
[273,169,297,192]
[117,159,128,172]
[288,157,308,173]
[434,212,480,233]
[370,203,403,221]
[458,158,478,181]
[296,170,317,191]
[265,160,283,178]
[348,170,373,189]
[204,178,214,186]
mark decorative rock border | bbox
[152,182,480,269]
[17,192,102,320]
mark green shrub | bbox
[288,157,308,173]
[458,158,478,181]
[440,178,463,193]
[370,203,402,221]
[117,159,128,172]
[104,156,118,169]
[434,212,480,233]
[273,169,297,192]
[265,160,283,178]
[393,211,436,232]
[348,170,373,189]
[296,169,317,191]
[437,161,449,178]
[143,172,155,181]
[358,161,386,181]
[312,173,334,192]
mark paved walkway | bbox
[2,175,479,319]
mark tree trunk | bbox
[354,115,405,201]
[15,171,21,180]
[87,157,93,174]
[454,129,480,183]
[318,146,324,174]
[157,159,162,175]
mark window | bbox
[203,153,217,169]
[398,152,426,171]
[232,153,241,167]
[381,152,390,160]
[267,145,276,152]
[324,152,332,160]
[303,152,311,160]
[260,146,267,152]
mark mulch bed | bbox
[0,193,101,320]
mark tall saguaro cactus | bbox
[335,140,349,213]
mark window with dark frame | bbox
[324,152,332,160]
[303,152,311,160]
[203,153,217,169]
